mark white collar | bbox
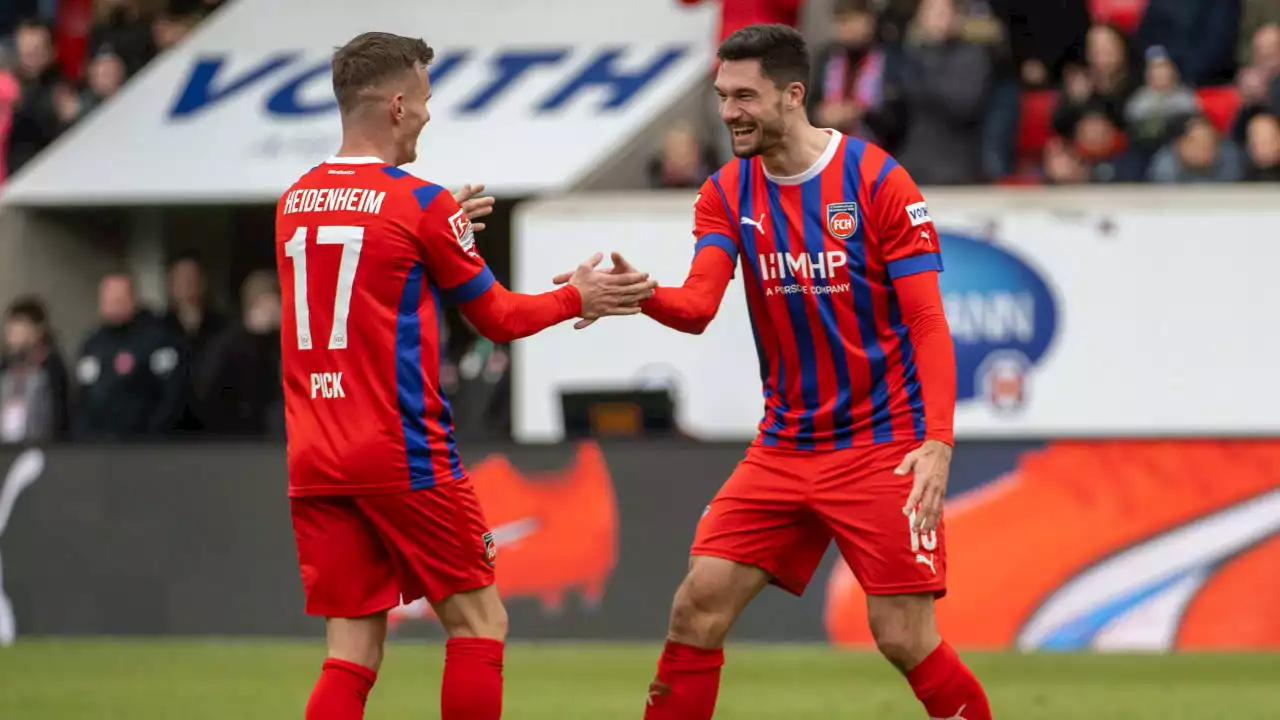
[325,156,385,165]
[762,130,843,186]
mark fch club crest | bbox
[826,202,859,239]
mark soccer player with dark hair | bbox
[276,32,656,720]
[623,24,992,719]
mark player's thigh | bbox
[692,448,830,597]
[290,496,400,618]
[356,479,497,608]
[813,449,947,598]
[673,554,772,622]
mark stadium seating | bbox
[1088,0,1149,33]
[1013,86,1242,177]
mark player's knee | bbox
[326,615,388,672]
[434,586,509,642]
[867,597,938,673]
[668,575,735,647]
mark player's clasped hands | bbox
[552,252,656,330]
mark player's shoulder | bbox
[845,137,915,197]
[374,165,457,216]
[279,159,454,215]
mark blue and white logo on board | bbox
[937,232,1058,411]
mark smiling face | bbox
[713,25,812,159]
[716,59,794,158]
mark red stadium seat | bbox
[1089,0,1148,33]
[1017,89,1059,165]
[1196,86,1240,134]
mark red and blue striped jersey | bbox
[693,132,943,450]
[276,157,495,496]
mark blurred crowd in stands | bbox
[2,0,1278,443]
[0,255,511,444]
[0,0,223,182]
[652,0,1280,187]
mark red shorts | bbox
[692,443,946,598]
[290,480,496,617]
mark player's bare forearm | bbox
[640,249,734,335]
[894,270,956,445]
[460,282,581,344]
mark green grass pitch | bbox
[1,641,1277,718]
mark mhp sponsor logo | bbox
[169,46,688,120]
[936,232,1057,411]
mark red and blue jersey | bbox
[692,132,943,450]
[276,157,494,496]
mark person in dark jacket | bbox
[163,252,227,433]
[0,296,69,443]
[195,270,283,437]
[1244,111,1280,181]
[1135,0,1241,87]
[72,274,188,441]
[895,0,994,185]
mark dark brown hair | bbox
[717,24,810,94]
[331,32,435,113]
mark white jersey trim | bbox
[762,130,843,186]
[325,156,385,165]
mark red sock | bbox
[906,641,992,719]
[306,658,377,720]
[441,637,504,720]
[643,641,724,720]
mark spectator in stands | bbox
[72,273,188,440]
[1251,22,1280,79]
[1238,1,1280,71]
[1231,24,1280,143]
[151,10,198,54]
[91,0,157,77]
[1149,115,1245,183]
[164,252,227,432]
[444,318,513,442]
[679,0,803,44]
[80,50,126,114]
[1243,111,1280,180]
[164,252,227,362]
[195,270,283,438]
[1041,136,1089,184]
[895,0,993,185]
[1125,46,1200,157]
[1072,105,1145,182]
[1052,24,1136,138]
[1134,0,1240,87]
[7,19,60,175]
[877,0,922,47]
[810,0,900,149]
[954,0,1021,179]
[647,120,718,190]
[0,53,19,184]
[988,0,1090,88]
[0,296,69,443]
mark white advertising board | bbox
[512,186,1280,441]
[1,0,715,206]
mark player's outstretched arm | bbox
[554,250,734,334]
[459,253,657,343]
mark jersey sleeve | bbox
[871,164,944,280]
[413,188,496,303]
[692,177,741,267]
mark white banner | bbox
[512,187,1280,441]
[1,0,715,206]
